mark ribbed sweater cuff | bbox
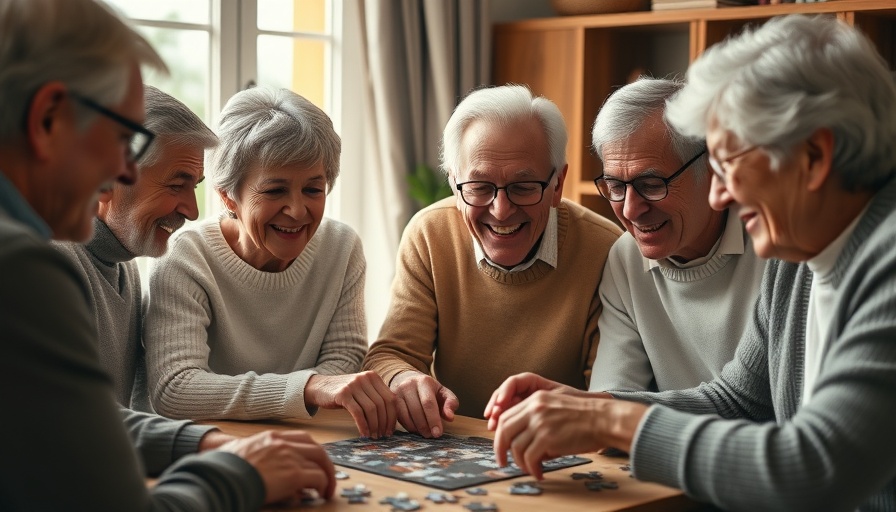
[174,424,218,461]
[286,371,318,418]
[630,404,714,494]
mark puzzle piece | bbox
[465,487,488,496]
[335,470,350,480]
[425,491,459,503]
[464,502,498,511]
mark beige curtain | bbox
[356,0,491,340]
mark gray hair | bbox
[210,87,341,198]
[441,84,567,176]
[593,77,707,177]
[666,14,896,191]
[0,0,166,142]
[140,85,217,168]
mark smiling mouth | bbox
[272,225,303,234]
[488,224,523,235]
[634,221,667,233]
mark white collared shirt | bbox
[643,208,745,273]
[472,207,558,273]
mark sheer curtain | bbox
[346,0,491,340]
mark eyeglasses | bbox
[708,145,759,183]
[70,92,155,164]
[594,149,706,202]
[455,168,556,207]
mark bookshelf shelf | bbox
[492,0,896,223]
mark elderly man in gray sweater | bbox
[486,14,896,511]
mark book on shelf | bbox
[652,0,756,10]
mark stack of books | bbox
[652,0,755,10]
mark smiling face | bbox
[100,141,204,257]
[601,113,723,262]
[453,118,564,268]
[220,161,326,272]
[706,119,811,261]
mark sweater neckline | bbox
[87,218,136,265]
[203,218,321,290]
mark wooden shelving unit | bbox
[492,0,896,222]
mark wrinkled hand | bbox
[484,372,579,430]
[493,392,646,479]
[390,371,459,438]
[305,372,397,438]
[219,430,335,504]
[197,429,237,451]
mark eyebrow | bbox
[168,171,203,184]
[465,168,540,180]
[603,168,665,180]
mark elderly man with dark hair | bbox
[589,77,765,393]
[362,84,621,438]
[487,14,896,511]
[0,0,335,509]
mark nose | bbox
[180,188,200,221]
[118,159,138,186]
[708,173,733,211]
[621,184,649,222]
[489,188,516,220]
[283,191,307,218]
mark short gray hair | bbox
[140,85,217,168]
[441,84,567,176]
[666,14,896,191]
[593,77,706,176]
[0,0,166,142]
[210,87,341,198]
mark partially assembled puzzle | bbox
[324,431,590,491]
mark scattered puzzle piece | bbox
[509,481,542,495]
[464,502,498,511]
[465,487,488,496]
[426,491,459,503]
[335,471,350,480]
[571,471,604,481]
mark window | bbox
[105,0,336,217]
[105,0,354,289]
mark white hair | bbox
[666,14,896,190]
[441,84,567,176]
[593,77,706,177]
[210,87,341,198]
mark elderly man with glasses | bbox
[587,77,766,393]
[362,84,622,438]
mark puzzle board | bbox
[323,431,591,491]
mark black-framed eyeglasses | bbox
[70,92,155,164]
[708,145,759,183]
[594,149,706,202]
[455,168,556,207]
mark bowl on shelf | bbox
[550,0,650,15]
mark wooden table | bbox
[207,409,698,511]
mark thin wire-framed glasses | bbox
[456,168,556,207]
[594,149,706,202]
[70,92,155,164]
[708,145,759,183]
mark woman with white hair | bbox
[146,87,396,438]
[487,14,896,511]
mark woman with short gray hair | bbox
[145,87,396,438]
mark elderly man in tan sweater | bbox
[363,84,621,438]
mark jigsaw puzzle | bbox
[324,431,590,491]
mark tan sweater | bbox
[363,198,621,416]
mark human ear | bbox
[804,128,834,193]
[551,164,569,207]
[25,82,69,162]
